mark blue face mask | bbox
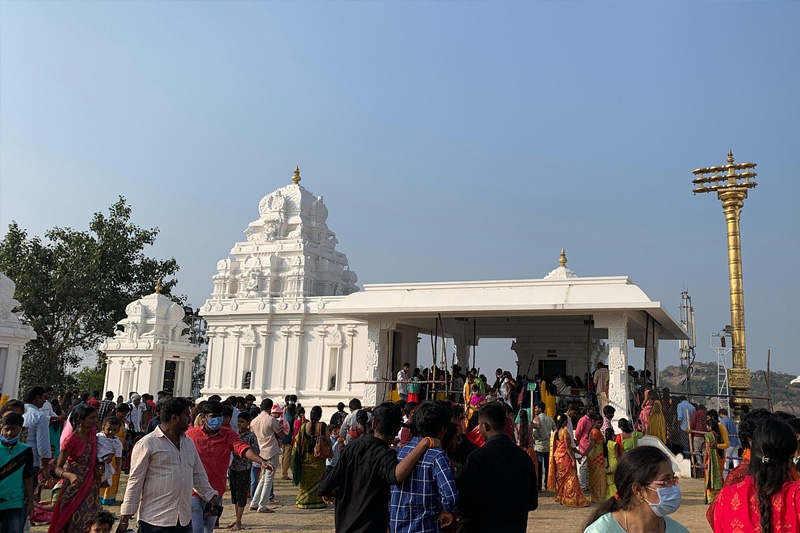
[206,416,223,431]
[645,485,682,517]
[0,434,20,445]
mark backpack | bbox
[313,422,333,460]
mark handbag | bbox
[313,422,333,460]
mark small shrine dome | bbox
[543,249,578,280]
[111,280,188,344]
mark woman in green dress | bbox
[615,418,643,454]
[604,428,618,500]
[292,405,330,509]
[704,419,723,504]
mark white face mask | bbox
[645,485,682,517]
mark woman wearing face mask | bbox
[712,418,800,533]
[583,446,688,533]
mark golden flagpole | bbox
[692,150,758,420]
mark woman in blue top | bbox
[583,446,689,533]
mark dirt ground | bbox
[33,475,713,533]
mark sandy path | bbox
[33,476,713,532]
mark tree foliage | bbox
[0,197,181,392]
[72,366,107,395]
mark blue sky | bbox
[1,2,798,375]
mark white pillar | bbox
[291,325,304,392]
[595,312,630,426]
[345,325,358,392]
[454,337,471,373]
[316,326,329,391]
[279,326,292,390]
[256,326,271,393]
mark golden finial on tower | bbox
[727,149,734,164]
[292,166,301,185]
[155,278,163,294]
[559,248,567,267]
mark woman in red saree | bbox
[712,418,800,533]
[49,405,102,533]
[550,414,588,508]
[516,409,538,479]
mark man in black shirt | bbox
[460,402,537,533]
[319,402,438,533]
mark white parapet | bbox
[638,435,692,478]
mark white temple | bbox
[0,273,37,399]
[199,168,368,408]
[200,168,689,424]
[101,281,201,399]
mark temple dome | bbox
[209,167,359,300]
[113,281,188,343]
[543,249,578,280]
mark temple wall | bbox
[200,297,367,409]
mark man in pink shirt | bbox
[573,406,597,493]
[187,400,274,533]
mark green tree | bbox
[72,366,107,395]
[0,197,181,393]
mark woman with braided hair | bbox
[550,413,588,508]
[712,418,800,533]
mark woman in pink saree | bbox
[49,405,103,533]
[638,386,653,434]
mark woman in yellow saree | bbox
[586,415,607,503]
[541,379,557,419]
[648,398,667,444]
[550,414,588,508]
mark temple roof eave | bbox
[324,276,688,341]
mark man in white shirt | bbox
[117,397,219,533]
[249,398,286,513]
[128,394,148,436]
[340,398,362,437]
[39,386,58,422]
[592,362,609,411]
[396,363,410,402]
[23,386,52,485]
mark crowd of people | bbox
[0,364,799,533]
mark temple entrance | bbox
[162,360,177,395]
[539,359,567,379]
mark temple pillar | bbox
[594,312,630,425]
[365,317,395,406]
[453,335,475,373]
[511,339,535,378]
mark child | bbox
[95,416,123,487]
[0,413,34,531]
[228,411,258,531]
[31,468,63,525]
[398,402,418,447]
[85,509,116,533]
[326,422,343,473]
[222,404,234,429]
[346,409,369,444]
